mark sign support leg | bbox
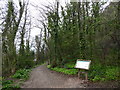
[85,72,88,81]
[78,69,80,79]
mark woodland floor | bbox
[21,64,119,88]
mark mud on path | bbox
[21,64,86,88]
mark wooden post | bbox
[85,72,88,81]
[78,69,80,79]
[78,69,88,81]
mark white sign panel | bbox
[75,60,91,70]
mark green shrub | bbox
[64,63,75,68]
[92,76,106,82]
[12,69,31,80]
[88,64,106,80]
[17,54,35,69]
[47,65,51,69]
[105,67,119,80]
[0,77,3,85]
[2,80,20,89]
[92,75,101,81]
[2,80,13,86]
[2,84,20,89]
[0,76,3,80]
[2,69,31,89]
[88,63,120,82]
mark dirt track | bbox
[21,64,86,88]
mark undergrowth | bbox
[2,69,31,89]
[47,63,78,75]
[2,80,20,90]
[89,64,120,82]
[47,62,120,82]
[12,69,31,80]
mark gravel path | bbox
[21,64,86,88]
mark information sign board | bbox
[75,59,91,70]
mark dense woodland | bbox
[43,2,120,68]
[0,0,120,83]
